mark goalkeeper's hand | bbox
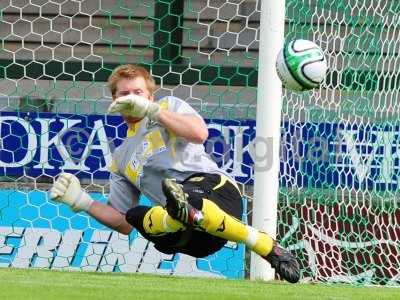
[49,173,93,212]
[107,95,161,121]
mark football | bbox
[276,39,327,91]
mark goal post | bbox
[250,0,286,281]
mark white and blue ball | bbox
[276,39,327,91]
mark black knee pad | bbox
[126,205,187,255]
[125,205,151,234]
[125,205,226,258]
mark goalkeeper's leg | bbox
[162,173,300,283]
[131,205,186,236]
[125,205,226,257]
[125,205,186,254]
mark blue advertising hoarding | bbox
[1,111,400,190]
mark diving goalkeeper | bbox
[49,64,300,283]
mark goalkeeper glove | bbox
[107,95,161,121]
[50,173,93,212]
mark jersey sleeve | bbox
[108,171,140,214]
[159,96,202,119]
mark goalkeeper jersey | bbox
[108,96,228,213]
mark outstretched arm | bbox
[88,201,132,235]
[50,173,133,235]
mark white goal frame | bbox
[250,0,286,281]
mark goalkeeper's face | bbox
[113,76,154,125]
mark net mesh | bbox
[0,0,399,285]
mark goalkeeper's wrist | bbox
[147,102,161,121]
[72,190,94,212]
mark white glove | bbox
[107,95,161,121]
[49,173,93,212]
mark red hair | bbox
[108,64,156,97]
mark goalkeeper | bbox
[50,64,300,283]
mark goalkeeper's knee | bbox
[126,205,185,237]
[125,205,151,235]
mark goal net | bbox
[0,0,399,285]
[280,0,400,285]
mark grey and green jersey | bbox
[108,96,227,214]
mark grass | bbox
[0,268,398,300]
